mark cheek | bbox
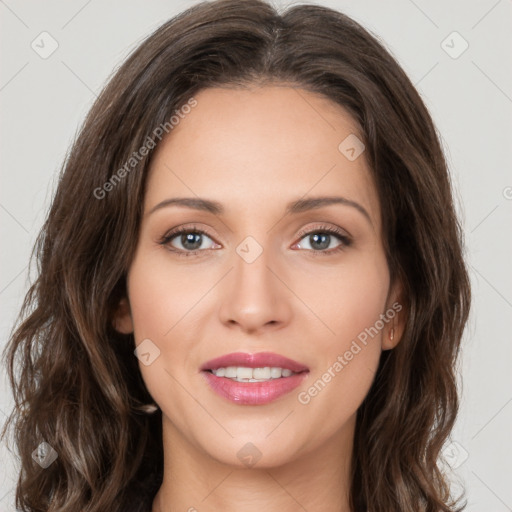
[127,250,205,339]
[293,250,390,347]
[292,252,388,428]
[126,253,203,414]
[125,251,200,379]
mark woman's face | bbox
[115,85,402,468]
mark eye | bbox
[158,223,352,258]
[293,225,352,255]
[158,225,220,257]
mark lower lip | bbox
[201,370,309,405]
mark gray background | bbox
[1,0,511,510]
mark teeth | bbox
[269,367,282,378]
[210,366,297,381]
[225,367,237,378]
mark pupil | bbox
[311,233,329,250]
[182,233,202,250]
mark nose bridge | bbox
[234,235,273,293]
[218,233,291,332]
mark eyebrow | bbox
[148,196,372,226]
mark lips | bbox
[200,351,309,373]
[199,351,309,405]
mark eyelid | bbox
[295,223,352,241]
[293,223,353,254]
[161,223,213,238]
[159,223,218,245]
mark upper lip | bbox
[200,352,309,373]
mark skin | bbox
[113,85,404,512]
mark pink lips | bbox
[200,352,309,405]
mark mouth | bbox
[200,352,309,405]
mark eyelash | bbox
[158,224,352,258]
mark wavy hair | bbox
[1,0,471,510]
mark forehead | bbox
[145,85,380,230]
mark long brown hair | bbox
[1,1,471,510]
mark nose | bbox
[218,242,293,335]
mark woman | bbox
[1,0,471,510]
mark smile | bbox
[200,352,309,405]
